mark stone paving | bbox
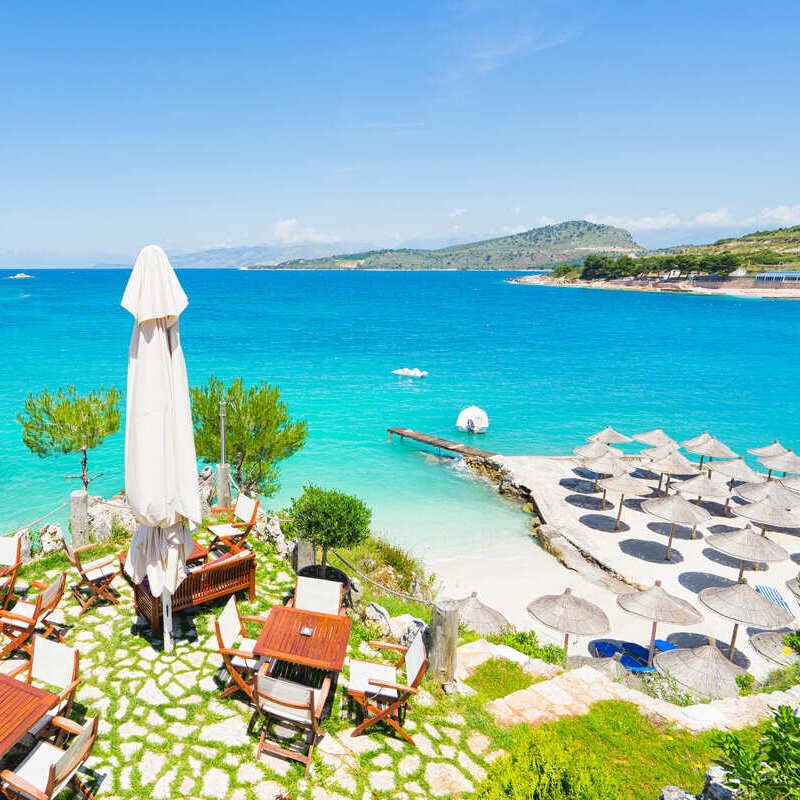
[2,542,501,800]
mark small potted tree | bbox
[287,484,371,588]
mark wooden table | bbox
[0,675,58,757]
[254,606,352,672]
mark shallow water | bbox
[2,269,799,561]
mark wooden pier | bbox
[387,427,498,460]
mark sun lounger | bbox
[620,654,656,673]
[621,641,652,663]
[755,585,793,615]
[593,641,622,658]
[654,639,677,652]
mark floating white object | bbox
[392,367,428,378]
[456,406,489,434]
[7,272,33,279]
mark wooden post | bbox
[215,463,231,509]
[292,538,315,574]
[428,600,459,685]
[70,490,89,548]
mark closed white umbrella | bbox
[122,245,201,652]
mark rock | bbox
[198,466,216,517]
[424,762,473,797]
[87,495,137,542]
[701,766,737,800]
[16,529,31,563]
[401,618,427,647]
[661,788,697,800]
[364,602,392,636]
[40,523,62,553]
[349,576,363,606]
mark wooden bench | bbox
[133,550,256,635]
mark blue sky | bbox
[1,1,799,265]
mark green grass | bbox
[465,658,533,703]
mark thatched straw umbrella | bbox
[748,440,788,459]
[758,450,800,480]
[632,428,677,448]
[617,580,703,665]
[780,474,800,494]
[644,451,697,494]
[681,432,713,450]
[454,592,510,636]
[642,493,711,559]
[579,452,629,490]
[674,473,731,506]
[705,525,788,581]
[573,441,622,460]
[685,435,738,468]
[705,457,765,485]
[736,480,800,508]
[639,444,678,462]
[654,639,744,699]
[597,473,652,529]
[787,578,800,601]
[588,426,631,445]
[527,588,610,653]
[699,579,794,660]
[733,498,800,536]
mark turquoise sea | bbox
[2,269,800,561]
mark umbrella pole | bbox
[723,495,731,515]
[728,623,739,661]
[657,473,664,494]
[647,621,658,666]
[162,592,173,653]
[738,561,745,582]
[699,455,705,468]
[665,475,672,494]
[563,632,570,653]
[601,488,607,509]
[767,469,773,481]
[690,524,697,540]
[615,494,624,531]
[665,522,675,560]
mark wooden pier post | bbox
[428,600,459,685]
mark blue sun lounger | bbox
[619,654,656,674]
[756,585,792,615]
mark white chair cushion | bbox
[208,523,239,538]
[27,696,67,736]
[404,630,427,685]
[231,637,262,670]
[348,660,398,699]
[85,561,117,582]
[0,536,20,567]
[233,493,257,525]
[4,600,36,629]
[13,739,64,791]
[30,636,76,689]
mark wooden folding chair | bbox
[347,628,428,745]
[0,535,22,610]
[208,493,259,554]
[61,536,121,616]
[286,576,345,616]
[0,573,67,659]
[214,595,270,703]
[8,635,80,743]
[0,715,99,800]
[255,664,330,775]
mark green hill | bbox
[249,221,643,271]
[668,225,800,266]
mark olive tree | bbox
[191,376,307,496]
[287,484,371,568]
[17,385,121,490]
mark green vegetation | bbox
[736,673,755,696]
[782,631,800,654]
[758,662,800,693]
[17,385,121,490]
[581,251,743,280]
[191,376,307,495]
[487,629,566,665]
[716,705,800,799]
[466,658,534,703]
[285,484,371,569]
[257,221,643,271]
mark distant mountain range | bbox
[245,220,643,271]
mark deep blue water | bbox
[2,269,799,559]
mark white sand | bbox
[426,455,799,679]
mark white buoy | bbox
[456,406,489,433]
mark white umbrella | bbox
[578,452,629,490]
[758,450,800,479]
[705,525,788,581]
[681,432,712,450]
[748,440,788,459]
[674,473,731,505]
[705,458,764,484]
[685,435,738,467]
[781,474,800,494]
[632,428,676,448]
[733,498,800,535]
[587,426,631,444]
[639,444,678,462]
[644,451,697,494]
[527,588,610,652]
[122,245,201,652]
[573,441,622,460]
[736,480,800,508]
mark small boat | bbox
[456,406,489,434]
[7,272,33,279]
[392,367,428,378]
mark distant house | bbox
[755,270,800,282]
[730,267,748,277]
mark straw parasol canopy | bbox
[644,451,697,494]
[685,435,738,466]
[758,450,800,478]
[617,580,703,665]
[780,474,800,494]
[681,432,712,450]
[579,452,629,489]
[654,639,744,699]
[642,493,711,559]
[639,444,678,462]
[674,473,731,505]
[122,245,201,652]
[597,473,652,529]
[455,592,510,636]
[736,480,800,508]
[632,428,677,448]
[527,588,610,653]
[573,441,622,460]
[699,579,794,660]
[588,426,631,444]
[705,525,788,581]
[748,440,789,458]
[705,458,764,484]
[733,498,800,535]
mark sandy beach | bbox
[429,455,799,680]
[510,273,800,300]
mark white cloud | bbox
[451,224,461,234]
[511,205,522,216]
[272,218,339,245]
[691,208,734,226]
[449,207,468,218]
[745,204,800,227]
[501,224,528,235]
[586,212,681,231]
[537,215,557,226]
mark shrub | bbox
[487,628,566,665]
[716,705,800,799]
[465,658,533,702]
[782,631,800,654]
[758,662,800,693]
[736,673,755,696]
[475,730,619,799]
[639,671,694,706]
